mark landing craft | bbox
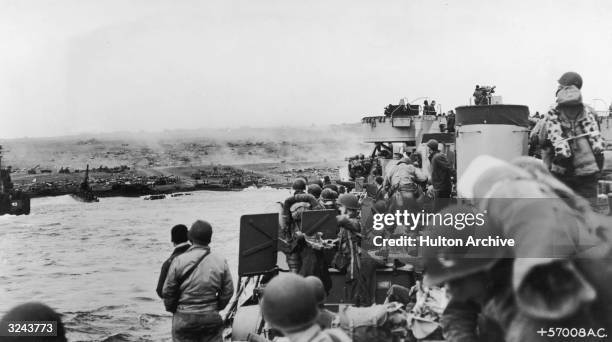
[343,97,454,188]
[225,94,536,341]
[70,164,99,203]
[0,145,31,215]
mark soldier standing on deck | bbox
[426,139,454,211]
[156,224,191,298]
[535,72,604,204]
[163,220,234,342]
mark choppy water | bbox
[0,188,290,341]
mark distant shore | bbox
[12,161,342,199]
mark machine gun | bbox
[474,85,496,105]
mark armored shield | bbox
[239,213,279,276]
[300,209,338,239]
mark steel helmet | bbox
[320,188,338,200]
[307,184,322,198]
[426,139,439,151]
[337,193,360,210]
[292,178,307,191]
[261,273,318,333]
[423,205,510,287]
[305,276,326,304]
[558,71,583,89]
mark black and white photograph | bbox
[1,1,611,341]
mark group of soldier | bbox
[263,72,612,342]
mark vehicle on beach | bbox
[144,194,166,200]
[171,192,192,197]
[0,145,31,215]
[70,165,99,203]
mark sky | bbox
[1,0,612,138]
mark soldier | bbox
[383,155,427,197]
[307,184,323,199]
[473,85,483,105]
[534,71,604,205]
[426,139,454,211]
[280,179,322,273]
[447,110,456,133]
[319,188,339,211]
[333,194,377,306]
[163,220,234,342]
[0,302,68,342]
[156,224,191,298]
[305,276,338,329]
[260,273,351,342]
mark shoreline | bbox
[13,161,341,199]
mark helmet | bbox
[320,188,338,201]
[292,178,307,191]
[1,303,67,342]
[322,184,339,193]
[337,193,360,210]
[305,276,326,304]
[423,205,510,287]
[189,220,213,245]
[426,139,439,151]
[307,184,322,198]
[261,273,318,333]
[558,71,583,89]
[373,200,387,214]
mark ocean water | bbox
[0,188,290,341]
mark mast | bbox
[84,164,90,185]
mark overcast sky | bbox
[1,0,611,138]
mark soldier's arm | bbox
[162,259,180,313]
[337,215,361,233]
[156,259,171,299]
[412,165,428,183]
[217,260,234,310]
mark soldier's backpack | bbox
[334,303,407,342]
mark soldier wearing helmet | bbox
[319,188,339,211]
[307,183,322,199]
[292,178,307,194]
[305,276,338,329]
[333,193,376,305]
[280,179,322,273]
[533,71,604,205]
[260,273,351,342]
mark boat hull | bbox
[0,193,31,215]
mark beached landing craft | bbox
[0,145,31,215]
[70,164,99,203]
[224,96,537,342]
